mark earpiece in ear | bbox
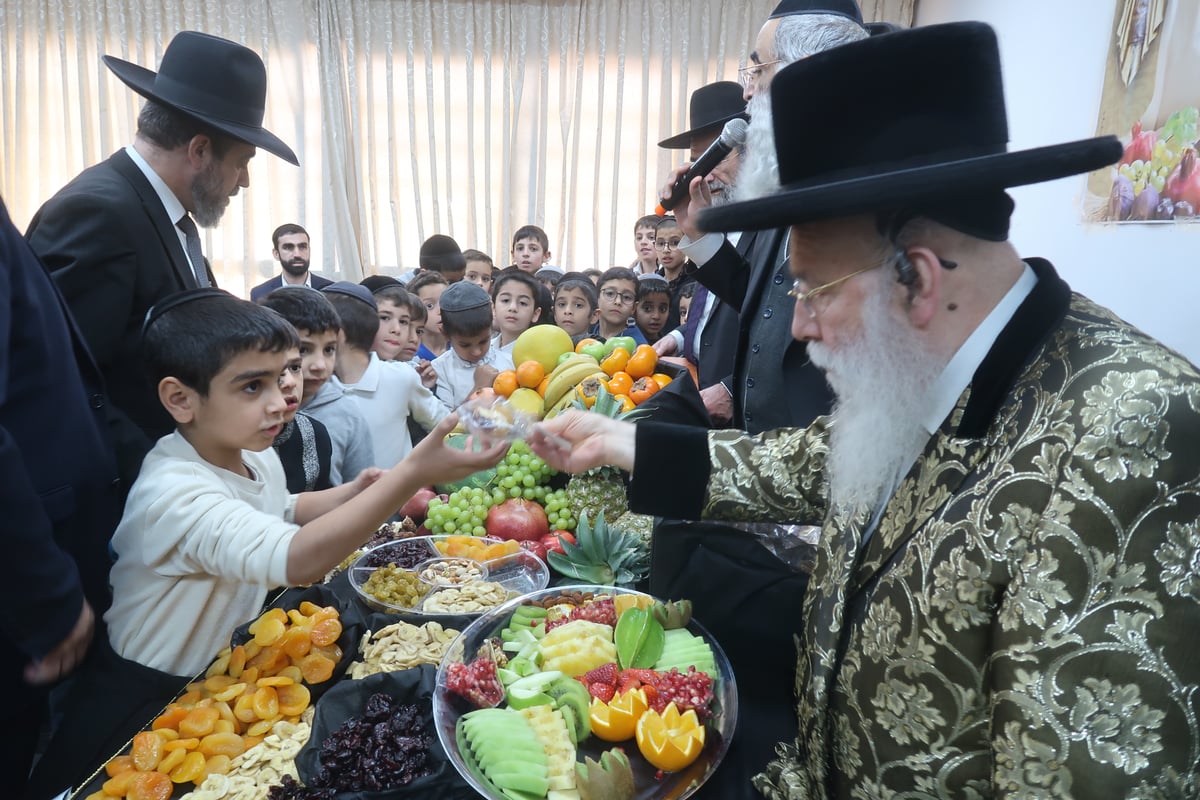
[894,249,917,286]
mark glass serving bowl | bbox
[433,585,738,800]
[348,536,549,615]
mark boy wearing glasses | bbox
[653,216,696,332]
[588,266,648,344]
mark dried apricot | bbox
[233,694,259,724]
[128,769,172,800]
[252,686,279,719]
[227,644,247,679]
[276,683,311,717]
[298,653,335,684]
[203,674,236,692]
[168,750,207,784]
[162,737,199,751]
[240,666,259,685]
[198,731,245,759]
[309,618,342,647]
[131,730,164,771]
[212,682,247,703]
[151,706,187,731]
[278,665,303,683]
[298,600,323,616]
[257,675,294,687]
[178,706,219,738]
[201,754,231,778]
[205,651,231,677]
[102,770,138,797]
[246,717,276,736]
[155,747,186,774]
[104,755,135,777]
[177,689,203,705]
[311,605,339,624]
[279,627,311,659]
[154,727,179,741]
[214,719,236,734]
[287,608,310,626]
[313,643,343,662]
[242,734,265,750]
[252,616,286,647]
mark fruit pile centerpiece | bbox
[434,586,736,800]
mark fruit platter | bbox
[348,535,550,616]
[433,585,737,800]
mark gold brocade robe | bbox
[692,263,1200,799]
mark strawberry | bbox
[584,662,619,687]
[589,681,616,703]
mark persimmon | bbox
[625,344,658,378]
[604,371,633,396]
[629,376,660,405]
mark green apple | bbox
[580,342,606,362]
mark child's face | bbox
[464,260,494,293]
[399,315,424,362]
[656,226,685,272]
[512,237,550,273]
[416,284,445,335]
[677,295,692,326]
[598,279,637,329]
[635,292,671,340]
[373,299,410,361]
[634,225,657,264]
[554,287,597,337]
[448,329,493,364]
[278,348,303,424]
[297,328,340,404]
[186,349,290,463]
[493,281,541,339]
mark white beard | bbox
[732,92,779,202]
[806,276,944,516]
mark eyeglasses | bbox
[738,59,783,87]
[788,263,885,320]
[653,239,682,252]
[600,288,636,305]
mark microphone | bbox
[656,118,749,214]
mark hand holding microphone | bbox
[655,118,749,215]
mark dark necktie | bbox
[177,214,210,288]
[682,284,709,365]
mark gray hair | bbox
[775,13,869,65]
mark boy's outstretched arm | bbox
[285,414,506,584]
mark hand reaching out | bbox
[25,600,95,685]
[411,413,509,485]
[653,336,679,357]
[527,410,636,473]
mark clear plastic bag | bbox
[456,395,569,449]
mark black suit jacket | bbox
[26,149,210,487]
[0,195,120,673]
[694,228,832,432]
[250,272,334,302]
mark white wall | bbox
[916,0,1199,364]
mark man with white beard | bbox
[668,0,867,433]
[533,21,1200,799]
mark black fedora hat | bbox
[103,31,298,166]
[768,0,862,21]
[700,22,1122,234]
[658,81,748,149]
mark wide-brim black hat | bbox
[700,22,1122,234]
[103,31,298,165]
[658,81,748,149]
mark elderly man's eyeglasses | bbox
[788,251,959,319]
[653,238,682,252]
[601,288,636,305]
[738,59,783,87]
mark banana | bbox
[552,352,599,373]
[543,362,605,408]
[543,388,582,420]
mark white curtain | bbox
[0,0,912,294]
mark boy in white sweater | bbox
[38,289,506,793]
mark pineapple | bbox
[538,619,618,676]
[564,385,648,523]
[547,512,650,588]
[613,510,655,546]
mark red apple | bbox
[541,531,575,555]
[485,498,550,542]
[519,540,548,561]
[398,486,438,523]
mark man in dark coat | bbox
[27,30,298,489]
[0,193,121,796]
[249,223,333,301]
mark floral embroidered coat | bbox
[629,260,1200,798]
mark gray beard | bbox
[731,92,779,202]
[191,161,231,228]
[806,276,945,516]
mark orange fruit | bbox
[635,701,705,772]
[493,370,519,397]
[516,360,546,389]
[651,372,673,389]
[536,374,552,397]
[589,688,649,742]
